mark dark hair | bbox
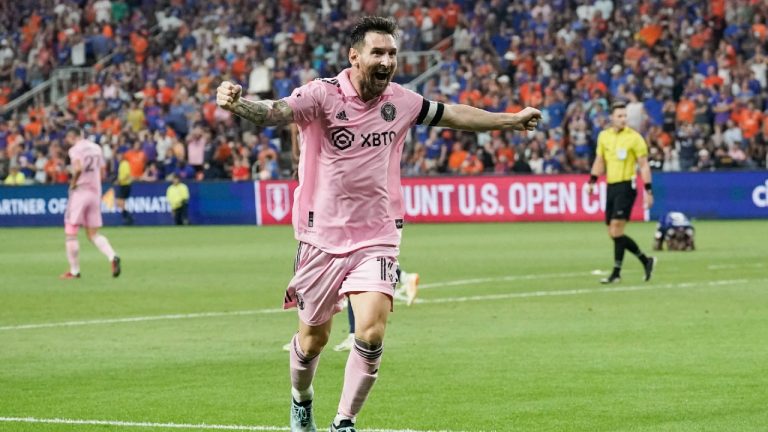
[66,126,82,136]
[350,16,398,48]
[610,101,627,112]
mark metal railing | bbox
[402,34,454,91]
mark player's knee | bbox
[355,323,386,346]
[299,332,329,357]
[64,224,79,236]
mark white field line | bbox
[0,309,286,331]
[1,274,764,332]
[0,416,461,432]
[418,271,588,289]
[707,263,766,270]
[413,278,758,305]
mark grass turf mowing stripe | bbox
[0,417,463,432]
[1,277,764,332]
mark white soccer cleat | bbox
[333,334,355,352]
[403,272,419,306]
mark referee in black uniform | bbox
[588,101,656,284]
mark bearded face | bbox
[350,32,398,100]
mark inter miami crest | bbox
[380,102,397,122]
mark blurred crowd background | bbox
[1,0,767,185]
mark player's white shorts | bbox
[283,242,399,326]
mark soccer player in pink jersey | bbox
[61,127,121,279]
[216,17,540,432]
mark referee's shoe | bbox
[643,256,657,282]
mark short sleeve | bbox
[633,133,648,158]
[282,80,326,126]
[596,131,605,158]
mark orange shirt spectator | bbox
[124,148,147,178]
[292,32,307,45]
[624,44,646,67]
[99,116,122,136]
[85,82,101,99]
[460,155,484,175]
[231,58,247,80]
[711,0,725,18]
[740,110,763,139]
[428,7,443,27]
[130,31,148,63]
[505,103,523,114]
[24,117,43,137]
[412,7,424,27]
[232,159,251,181]
[28,105,46,122]
[676,99,695,124]
[497,145,514,165]
[443,3,460,29]
[447,143,468,173]
[67,88,85,111]
[690,29,711,50]
[158,86,175,106]
[703,74,724,88]
[459,89,482,106]
[637,25,663,47]
[753,23,767,42]
[658,131,673,148]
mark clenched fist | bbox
[216,81,242,110]
[514,107,542,131]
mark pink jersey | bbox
[284,68,439,254]
[68,139,105,193]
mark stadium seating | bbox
[0,0,766,184]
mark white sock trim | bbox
[291,385,313,403]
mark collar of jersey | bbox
[339,68,394,99]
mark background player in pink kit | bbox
[61,127,121,279]
[216,17,540,432]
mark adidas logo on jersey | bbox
[335,110,349,121]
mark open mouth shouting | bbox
[373,69,390,83]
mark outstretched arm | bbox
[216,81,294,126]
[435,104,541,132]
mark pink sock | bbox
[289,333,320,402]
[66,236,80,274]
[337,338,382,418]
[92,235,116,261]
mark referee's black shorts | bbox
[605,181,636,224]
[116,184,132,200]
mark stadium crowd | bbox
[1,0,767,185]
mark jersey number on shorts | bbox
[377,257,399,288]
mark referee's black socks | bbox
[618,235,649,264]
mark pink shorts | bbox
[283,242,399,326]
[65,190,103,228]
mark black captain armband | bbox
[589,174,598,185]
[644,183,653,193]
[416,99,444,126]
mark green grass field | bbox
[1,221,767,432]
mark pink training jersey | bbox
[68,139,105,193]
[284,68,443,254]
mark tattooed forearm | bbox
[230,99,293,126]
